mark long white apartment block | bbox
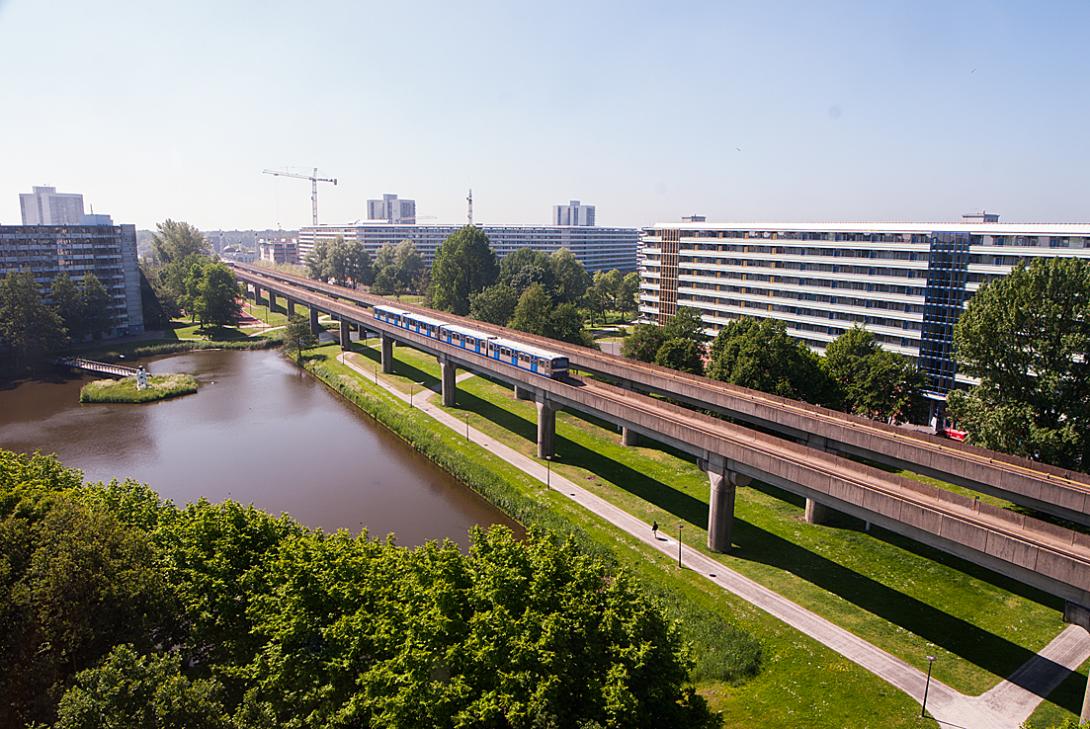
[638,215,1090,397]
[299,223,638,273]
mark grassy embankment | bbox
[302,341,934,729]
[348,339,1084,720]
[79,373,199,403]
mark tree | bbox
[469,283,519,325]
[509,283,553,336]
[193,263,241,328]
[949,258,1090,468]
[50,273,85,343]
[343,239,373,287]
[498,248,555,295]
[80,272,114,339]
[428,226,498,314]
[304,238,331,280]
[583,273,612,326]
[654,337,704,375]
[708,317,835,405]
[547,302,596,347]
[621,323,667,363]
[0,271,65,368]
[823,326,926,421]
[550,248,591,304]
[151,220,210,265]
[283,314,318,364]
[54,645,230,729]
[663,306,707,342]
[618,271,640,318]
[372,241,424,297]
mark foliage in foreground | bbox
[79,373,199,403]
[0,449,721,729]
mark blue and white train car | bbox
[440,324,496,354]
[486,337,569,378]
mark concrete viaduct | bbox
[237,270,1090,628]
[231,262,1090,529]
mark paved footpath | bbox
[338,352,1090,728]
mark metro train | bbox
[373,305,570,379]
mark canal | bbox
[0,349,521,547]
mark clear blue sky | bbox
[1,0,1087,229]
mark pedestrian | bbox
[651,520,659,539]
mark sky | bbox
[1,0,1088,230]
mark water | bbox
[0,349,520,547]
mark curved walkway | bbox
[338,351,1090,728]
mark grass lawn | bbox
[79,373,199,403]
[304,342,936,728]
[348,340,1074,699]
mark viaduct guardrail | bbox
[236,267,1090,611]
[56,357,138,378]
[230,262,1090,527]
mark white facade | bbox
[299,222,638,273]
[366,194,416,224]
[19,186,85,225]
[639,218,1090,395]
[552,200,595,226]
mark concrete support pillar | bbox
[702,454,751,553]
[268,292,277,312]
[804,499,837,525]
[440,357,457,407]
[286,299,295,318]
[621,426,638,446]
[339,319,351,350]
[536,395,557,459]
[380,333,395,374]
[1064,603,1090,723]
[309,309,321,336]
[514,385,535,401]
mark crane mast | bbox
[262,167,337,226]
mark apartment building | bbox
[639,214,1090,397]
[299,222,638,273]
[19,186,85,225]
[552,200,596,226]
[367,194,416,224]
[0,222,145,335]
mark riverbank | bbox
[299,343,936,728]
[79,373,199,403]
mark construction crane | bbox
[262,167,337,226]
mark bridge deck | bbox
[232,263,1090,525]
[237,267,1090,608]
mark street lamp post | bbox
[677,523,683,567]
[410,383,415,408]
[546,456,551,489]
[465,412,470,440]
[921,655,936,718]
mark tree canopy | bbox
[283,313,318,363]
[707,317,835,405]
[305,236,373,287]
[498,248,555,295]
[0,450,716,728]
[822,326,926,422]
[0,270,66,369]
[550,248,591,304]
[469,283,520,325]
[655,337,705,375]
[949,258,1090,468]
[151,220,211,265]
[371,240,425,297]
[428,227,499,314]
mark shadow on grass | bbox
[448,383,1072,697]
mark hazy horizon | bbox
[2,0,1088,230]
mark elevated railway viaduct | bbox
[234,266,1090,632]
[232,263,1090,528]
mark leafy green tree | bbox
[343,239,373,286]
[548,302,596,347]
[193,263,241,328]
[54,645,230,729]
[428,226,499,314]
[0,271,66,368]
[151,220,210,265]
[584,272,613,326]
[823,326,925,421]
[949,258,1090,468]
[50,273,85,343]
[621,323,667,363]
[550,248,591,304]
[708,317,835,405]
[304,238,331,280]
[510,283,553,336]
[469,283,520,325]
[663,306,708,342]
[372,240,425,297]
[80,272,114,339]
[619,272,640,318]
[499,248,555,295]
[283,314,318,363]
[654,337,705,375]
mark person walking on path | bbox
[651,520,659,539]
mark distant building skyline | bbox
[552,200,595,227]
[19,186,85,225]
[367,193,416,224]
